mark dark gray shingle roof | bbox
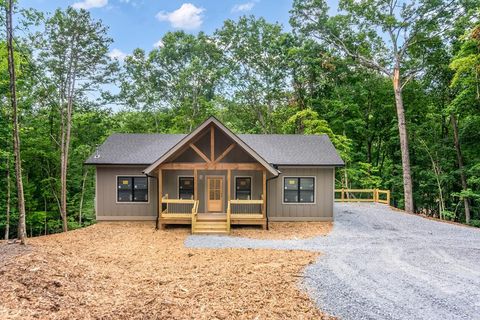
[238,134,344,166]
[85,133,344,166]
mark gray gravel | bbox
[185,203,480,320]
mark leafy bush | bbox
[442,210,456,221]
[469,220,480,228]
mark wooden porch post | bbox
[210,125,215,161]
[262,169,266,229]
[158,168,163,229]
[227,169,231,202]
[194,168,198,201]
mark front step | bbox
[192,220,229,234]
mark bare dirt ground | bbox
[0,223,333,320]
[231,222,333,239]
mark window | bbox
[117,176,148,202]
[235,177,252,200]
[179,177,194,199]
[284,177,315,203]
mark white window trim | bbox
[177,175,195,200]
[282,176,316,205]
[115,175,150,204]
[234,175,253,200]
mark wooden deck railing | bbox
[229,199,264,214]
[226,202,231,232]
[335,188,390,205]
[161,194,196,215]
[190,200,200,233]
[227,197,264,231]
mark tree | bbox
[216,16,291,133]
[449,24,480,223]
[5,0,26,244]
[37,8,113,231]
[117,31,224,132]
[3,155,10,240]
[290,0,469,212]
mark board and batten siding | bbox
[96,166,157,221]
[267,167,334,221]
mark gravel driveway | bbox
[186,203,480,320]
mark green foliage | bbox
[2,3,480,239]
[284,108,352,162]
[469,220,480,228]
[442,210,456,221]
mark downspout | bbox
[144,173,159,230]
[265,166,281,231]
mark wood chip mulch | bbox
[0,223,335,320]
[231,222,333,239]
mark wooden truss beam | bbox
[190,143,211,163]
[215,143,236,163]
[160,162,264,171]
[210,125,215,161]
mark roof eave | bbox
[275,163,345,167]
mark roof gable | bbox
[143,117,279,175]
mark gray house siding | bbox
[162,170,194,198]
[267,167,334,221]
[96,166,157,221]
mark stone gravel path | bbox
[185,203,480,320]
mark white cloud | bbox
[153,39,164,48]
[231,1,256,13]
[108,48,127,61]
[72,0,108,10]
[155,3,205,30]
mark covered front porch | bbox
[143,118,276,234]
[157,163,267,234]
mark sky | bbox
[21,0,300,60]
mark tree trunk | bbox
[367,138,372,164]
[422,140,445,219]
[5,157,10,240]
[451,113,471,223]
[59,55,77,232]
[78,169,88,225]
[343,163,350,199]
[60,104,71,232]
[392,67,414,213]
[60,107,68,231]
[6,0,27,244]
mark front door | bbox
[207,177,223,212]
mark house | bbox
[85,117,344,233]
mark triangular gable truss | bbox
[143,117,279,176]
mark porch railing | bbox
[190,200,200,232]
[161,194,197,215]
[227,196,264,226]
[335,188,390,205]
